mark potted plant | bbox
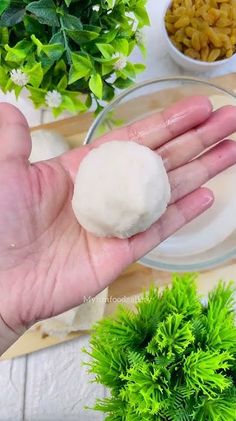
[86,274,236,420]
[0,0,149,117]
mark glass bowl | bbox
[85,77,236,272]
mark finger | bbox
[0,103,31,161]
[129,188,214,261]
[159,106,236,171]
[59,96,212,180]
[93,96,212,149]
[169,139,236,204]
[58,145,91,181]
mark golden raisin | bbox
[201,46,210,60]
[174,17,190,28]
[165,0,236,62]
[208,48,221,61]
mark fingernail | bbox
[202,190,214,207]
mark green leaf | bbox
[83,24,101,34]
[5,40,33,63]
[102,83,115,101]
[196,391,236,421]
[114,77,134,89]
[184,350,233,397]
[0,67,8,92]
[134,5,150,28]
[0,27,9,44]
[68,53,92,84]
[60,95,77,113]
[71,53,92,69]
[41,44,64,60]
[68,66,83,84]
[63,0,72,6]
[54,59,67,74]
[89,73,103,99]
[106,0,115,9]
[40,71,52,90]
[25,62,44,88]
[112,39,129,56]
[52,107,63,118]
[50,31,64,45]
[5,78,14,93]
[0,6,25,27]
[101,63,114,76]
[205,282,236,352]
[62,90,87,112]
[97,29,118,44]
[120,62,136,79]
[28,86,47,108]
[138,42,147,58]
[129,40,136,55]
[147,314,194,357]
[23,15,44,37]
[96,43,115,59]
[31,34,43,54]
[120,361,164,414]
[14,84,23,99]
[85,93,92,109]
[71,96,88,113]
[133,63,146,74]
[160,273,202,319]
[66,29,99,45]
[26,0,59,27]
[94,56,116,64]
[57,74,68,90]
[61,14,82,30]
[0,0,10,17]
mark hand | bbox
[1,97,236,353]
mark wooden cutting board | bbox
[2,73,236,361]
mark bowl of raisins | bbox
[163,0,236,72]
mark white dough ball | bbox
[29,130,69,163]
[72,141,171,239]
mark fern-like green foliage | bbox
[86,274,236,420]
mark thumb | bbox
[0,103,32,161]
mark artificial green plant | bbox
[86,274,236,420]
[0,0,149,116]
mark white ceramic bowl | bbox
[162,1,236,72]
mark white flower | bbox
[45,90,62,108]
[10,69,29,87]
[135,30,145,45]
[114,55,127,71]
[92,5,100,12]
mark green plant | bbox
[0,0,149,116]
[86,274,236,420]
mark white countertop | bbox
[1,1,236,420]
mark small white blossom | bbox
[10,69,29,87]
[92,5,100,12]
[135,30,145,45]
[114,55,127,71]
[45,90,62,108]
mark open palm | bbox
[1,97,236,347]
